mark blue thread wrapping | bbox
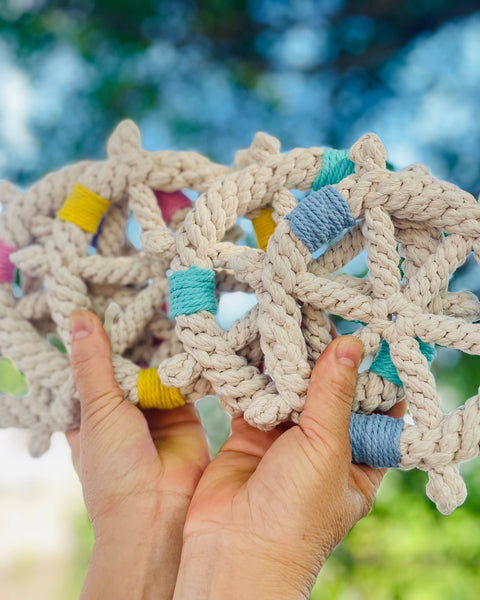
[312,148,355,190]
[349,413,404,468]
[370,338,436,387]
[169,266,217,317]
[91,215,106,249]
[285,186,355,254]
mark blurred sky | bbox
[1,1,480,191]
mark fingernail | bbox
[71,310,93,341]
[335,336,363,368]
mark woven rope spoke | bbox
[362,206,401,300]
[295,272,373,321]
[404,234,472,308]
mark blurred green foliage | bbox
[60,510,94,599]
[312,466,480,599]
[0,357,28,396]
[3,0,480,193]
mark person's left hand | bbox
[66,309,210,600]
[174,335,406,599]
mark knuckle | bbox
[72,357,124,411]
[71,352,96,381]
[350,471,380,518]
[322,376,354,406]
[298,415,347,459]
[88,387,124,409]
[82,393,128,438]
[71,336,110,377]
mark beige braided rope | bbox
[1,123,480,513]
[0,121,279,452]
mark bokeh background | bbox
[1,0,480,598]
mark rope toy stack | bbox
[1,120,480,515]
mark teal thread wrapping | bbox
[169,266,217,317]
[349,413,404,468]
[370,338,436,387]
[313,148,355,190]
[285,185,355,254]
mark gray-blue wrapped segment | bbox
[285,185,355,253]
[349,413,404,468]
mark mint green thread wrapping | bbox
[312,148,395,191]
[371,338,436,387]
[169,266,217,317]
[312,148,355,190]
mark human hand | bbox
[174,335,405,600]
[66,310,210,600]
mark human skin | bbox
[67,310,211,599]
[67,310,404,599]
[173,337,405,599]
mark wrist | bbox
[174,530,322,600]
[82,538,157,600]
[82,492,192,600]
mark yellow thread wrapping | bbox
[57,183,111,234]
[138,368,185,410]
[252,208,276,251]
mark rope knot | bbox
[385,293,411,317]
[392,314,416,338]
[349,133,387,174]
[371,298,389,321]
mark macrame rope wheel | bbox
[1,122,480,515]
[0,120,230,453]
[160,132,480,515]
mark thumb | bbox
[299,335,363,457]
[65,429,80,475]
[70,309,126,432]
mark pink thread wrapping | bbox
[154,190,191,226]
[0,240,17,283]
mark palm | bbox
[185,401,404,546]
[68,402,210,519]
[144,404,210,496]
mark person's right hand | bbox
[174,335,405,599]
[66,309,210,600]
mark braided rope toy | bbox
[1,121,480,514]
